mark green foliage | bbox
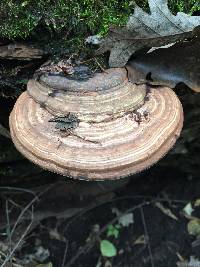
[0,0,133,40]
[100,240,117,257]
[106,224,121,239]
[168,0,200,14]
[0,0,198,40]
[136,0,200,14]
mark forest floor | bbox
[0,2,199,265]
[0,83,200,267]
[1,156,200,267]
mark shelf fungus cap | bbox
[9,85,183,180]
[27,68,147,122]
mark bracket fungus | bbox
[9,66,183,180]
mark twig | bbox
[10,184,55,238]
[0,195,33,231]
[7,198,28,212]
[61,240,69,267]
[62,194,187,264]
[1,206,34,267]
[0,186,37,197]
[140,206,155,267]
[99,201,151,237]
[94,57,108,73]
[79,58,94,64]
[63,195,187,233]
[5,200,12,265]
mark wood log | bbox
[0,42,46,60]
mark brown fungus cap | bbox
[9,86,183,180]
[27,68,147,122]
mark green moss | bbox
[0,0,198,41]
[168,0,199,14]
[0,0,131,39]
[136,0,199,14]
[0,0,198,57]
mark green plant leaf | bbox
[113,229,119,239]
[107,224,120,238]
[100,240,117,257]
[108,224,114,231]
[107,228,119,239]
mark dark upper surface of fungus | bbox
[27,67,147,122]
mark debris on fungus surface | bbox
[9,64,183,180]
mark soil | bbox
[1,161,200,267]
[26,169,200,267]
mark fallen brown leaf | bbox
[126,38,200,92]
[97,0,200,67]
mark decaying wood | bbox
[0,43,46,60]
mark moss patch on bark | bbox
[0,0,198,40]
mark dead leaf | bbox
[183,203,194,217]
[0,43,45,60]
[187,219,200,236]
[32,246,50,263]
[97,0,200,67]
[49,229,66,242]
[177,256,200,267]
[155,202,178,221]
[127,38,200,92]
[111,207,134,227]
[134,235,146,245]
[176,252,185,262]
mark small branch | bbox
[1,206,34,267]
[61,240,69,267]
[5,200,12,265]
[10,184,55,238]
[94,57,108,73]
[140,206,155,267]
[0,186,37,197]
[0,43,45,60]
